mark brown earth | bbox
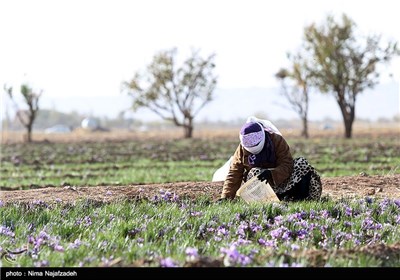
[1,174,399,205]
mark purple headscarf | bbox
[239,122,265,154]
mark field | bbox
[1,126,400,268]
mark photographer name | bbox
[6,270,78,277]
[37,270,77,277]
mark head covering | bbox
[239,122,265,154]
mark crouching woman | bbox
[219,120,322,202]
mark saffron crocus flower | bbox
[309,210,317,220]
[291,244,300,251]
[0,226,15,237]
[34,260,49,267]
[68,239,82,249]
[274,215,284,225]
[249,222,262,233]
[185,247,199,261]
[287,212,302,222]
[362,217,375,230]
[343,221,352,228]
[345,207,352,217]
[233,238,252,246]
[38,231,50,240]
[217,226,229,237]
[190,211,202,217]
[365,197,373,204]
[82,216,92,226]
[160,257,178,267]
[54,244,64,252]
[220,245,252,266]
[296,229,308,240]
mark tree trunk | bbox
[344,118,353,139]
[338,102,355,139]
[301,116,309,138]
[26,125,32,143]
[183,117,193,138]
[184,125,193,138]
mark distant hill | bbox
[198,81,399,123]
[3,81,399,125]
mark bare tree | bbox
[303,13,399,138]
[122,48,217,138]
[4,83,42,142]
[275,53,311,138]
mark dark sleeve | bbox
[270,134,293,186]
[221,144,245,199]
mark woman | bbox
[219,118,322,201]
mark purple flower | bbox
[0,225,15,237]
[343,221,352,228]
[68,239,82,249]
[233,238,252,246]
[258,238,276,248]
[217,226,229,237]
[83,216,92,226]
[160,257,178,267]
[296,229,308,240]
[250,222,262,233]
[32,200,45,206]
[379,199,391,213]
[345,207,352,217]
[136,238,144,246]
[100,241,108,248]
[282,231,291,241]
[345,233,352,240]
[287,212,302,222]
[190,211,202,217]
[270,226,291,241]
[274,215,284,225]
[294,220,309,228]
[236,222,249,238]
[38,231,50,240]
[185,247,199,261]
[220,245,252,266]
[258,238,267,246]
[309,210,317,220]
[291,244,300,251]
[362,217,375,230]
[54,244,64,252]
[34,260,49,267]
[206,227,215,233]
[320,210,330,219]
[365,197,373,204]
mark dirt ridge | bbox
[1,174,399,205]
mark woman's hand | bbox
[257,169,272,182]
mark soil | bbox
[1,174,399,205]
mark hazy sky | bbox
[0,0,399,122]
